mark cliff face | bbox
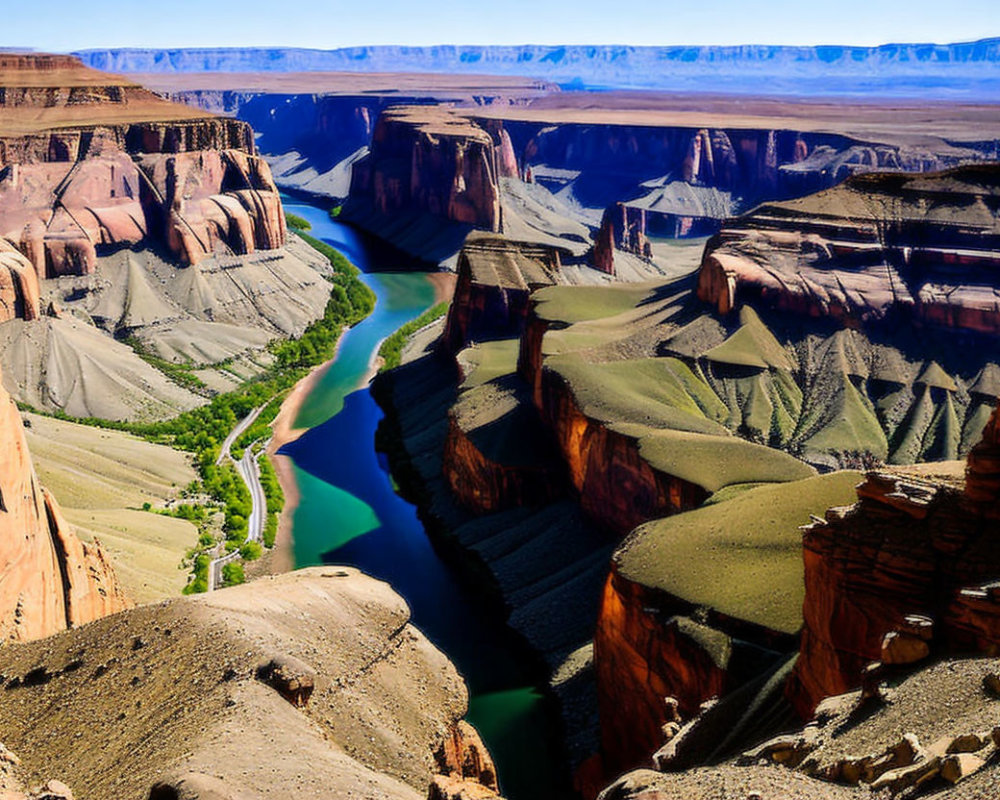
[0,54,285,315]
[536,366,711,535]
[790,405,1000,717]
[348,106,517,237]
[697,165,1000,336]
[443,232,562,352]
[0,365,129,641]
[593,568,732,776]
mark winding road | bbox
[209,406,267,591]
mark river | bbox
[277,197,562,800]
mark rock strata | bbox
[0,53,286,318]
[698,165,1000,336]
[790,404,1000,716]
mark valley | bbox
[2,34,1000,800]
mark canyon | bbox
[126,69,1000,275]
[381,156,1000,792]
[3,45,1000,800]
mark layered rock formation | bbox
[344,106,520,263]
[444,232,562,352]
[0,53,286,319]
[433,241,1000,787]
[698,164,1000,335]
[591,470,862,780]
[0,364,129,641]
[603,654,1000,799]
[0,567,503,800]
[789,405,1000,716]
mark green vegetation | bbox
[123,336,209,395]
[378,301,450,371]
[633,427,816,493]
[618,472,862,634]
[457,338,520,389]
[34,230,375,593]
[531,282,659,325]
[259,455,284,549]
[284,211,312,231]
[221,561,245,587]
[548,354,729,436]
[183,553,211,595]
[240,541,263,561]
[703,307,793,370]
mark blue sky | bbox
[7,0,999,51]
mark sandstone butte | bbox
[0,362,130,641]
[0,53,287,324]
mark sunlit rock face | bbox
[0,53,286,319]
[0,363,130,641]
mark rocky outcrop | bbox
[789,404,1000,716]
[0,54,286,298]
[536,366,713,534]
[0,567,502,800]
[603,655,1000,799]
[443,232,562,352]
[594,569,731,776]
[594,186,733,275]
[348,106,515,238]
[0,240,40,323]
[0,364,129,641]
[697,165,1000,335]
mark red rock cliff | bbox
[790,403,1000,716]
[0,366,130,640]
[349,106,511,233]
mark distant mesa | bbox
[72,41,1000,98]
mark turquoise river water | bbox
[277,197,562,800]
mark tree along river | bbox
[278,197,562,800]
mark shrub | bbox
[222,562,245,586]
[378,302,450,371]
[240,541,263,560]
[284,211,311,231]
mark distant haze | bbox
[8,0,1000,51]
[75,40,1000,99]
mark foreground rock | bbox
[0,567,502,800]
[605,653,1000,799]
[0,364,129,641]
[790,403,1000,716]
